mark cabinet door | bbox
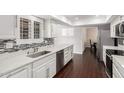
[33,65,48,78]
[64,48,69,65]
[7,65,32,78]
[69,46,73,59]
[64,46,73,65]
[113,64,122,78]
[49,61,56,78]
[44,19,52,38]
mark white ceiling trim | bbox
[50,15,114,26]
[51,15,72,25]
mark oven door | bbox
[106,54,113,78]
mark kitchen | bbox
[0,15,124,78]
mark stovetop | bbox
[106,49,124,56]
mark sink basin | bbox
[27,51,51,58]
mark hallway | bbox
[54,48,107,78]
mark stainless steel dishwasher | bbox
[56,50,64,73]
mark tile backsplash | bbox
[44,38,54,45]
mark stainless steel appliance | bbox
[106,50,113,78]
[106,49,124,78]
[56,50,64,72]
[115,22,124,37]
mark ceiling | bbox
[38,15,114,26]
[63,15,112,26]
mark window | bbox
[20,18,31,39]
[34,21,40,39]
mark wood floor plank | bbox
[54,48,107,78]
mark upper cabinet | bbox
[44,18,52,38]
[44,17,56,38]
[110,16,124,38]
[0,15,16,39]
[34,21,40,39]
[20,18,31,39]
[16,15,44,44]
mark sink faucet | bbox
[33,47,39,53]
[27,47,39,55]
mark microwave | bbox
[115,22,124,37]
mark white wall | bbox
[0,15,16,39]
[54,23,86,54]
[86,27,98,43]
[73,27,86,54]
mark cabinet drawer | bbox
[64,47,69,53]
[113,62,124,77]
[113,64,122,78]
[33,53,56,69]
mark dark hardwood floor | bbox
[54,48,107,78]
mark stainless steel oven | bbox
[106,49,124,78]
[106,53,113,78]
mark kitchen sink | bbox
[27,51,51,58]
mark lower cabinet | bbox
[49,61,56,78]
[33,61,56,78]
[33,53,56,78]
[0,45,73,78]
[64,45,73,65]
[0,64,32,78]
[33,64,49,78]
[113,63,122,78]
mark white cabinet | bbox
[110,16,124,38]
[33,63,49,78]
[0,15,16,39]
[49,61,56,78]
[0,64,32,78]
[113,63,122,78]
[64,45,73,65]
[16,15,44,44]
[44,18,52,38]
[33,53,56,78]
[103,47,106,65]
[44,18,56,38]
